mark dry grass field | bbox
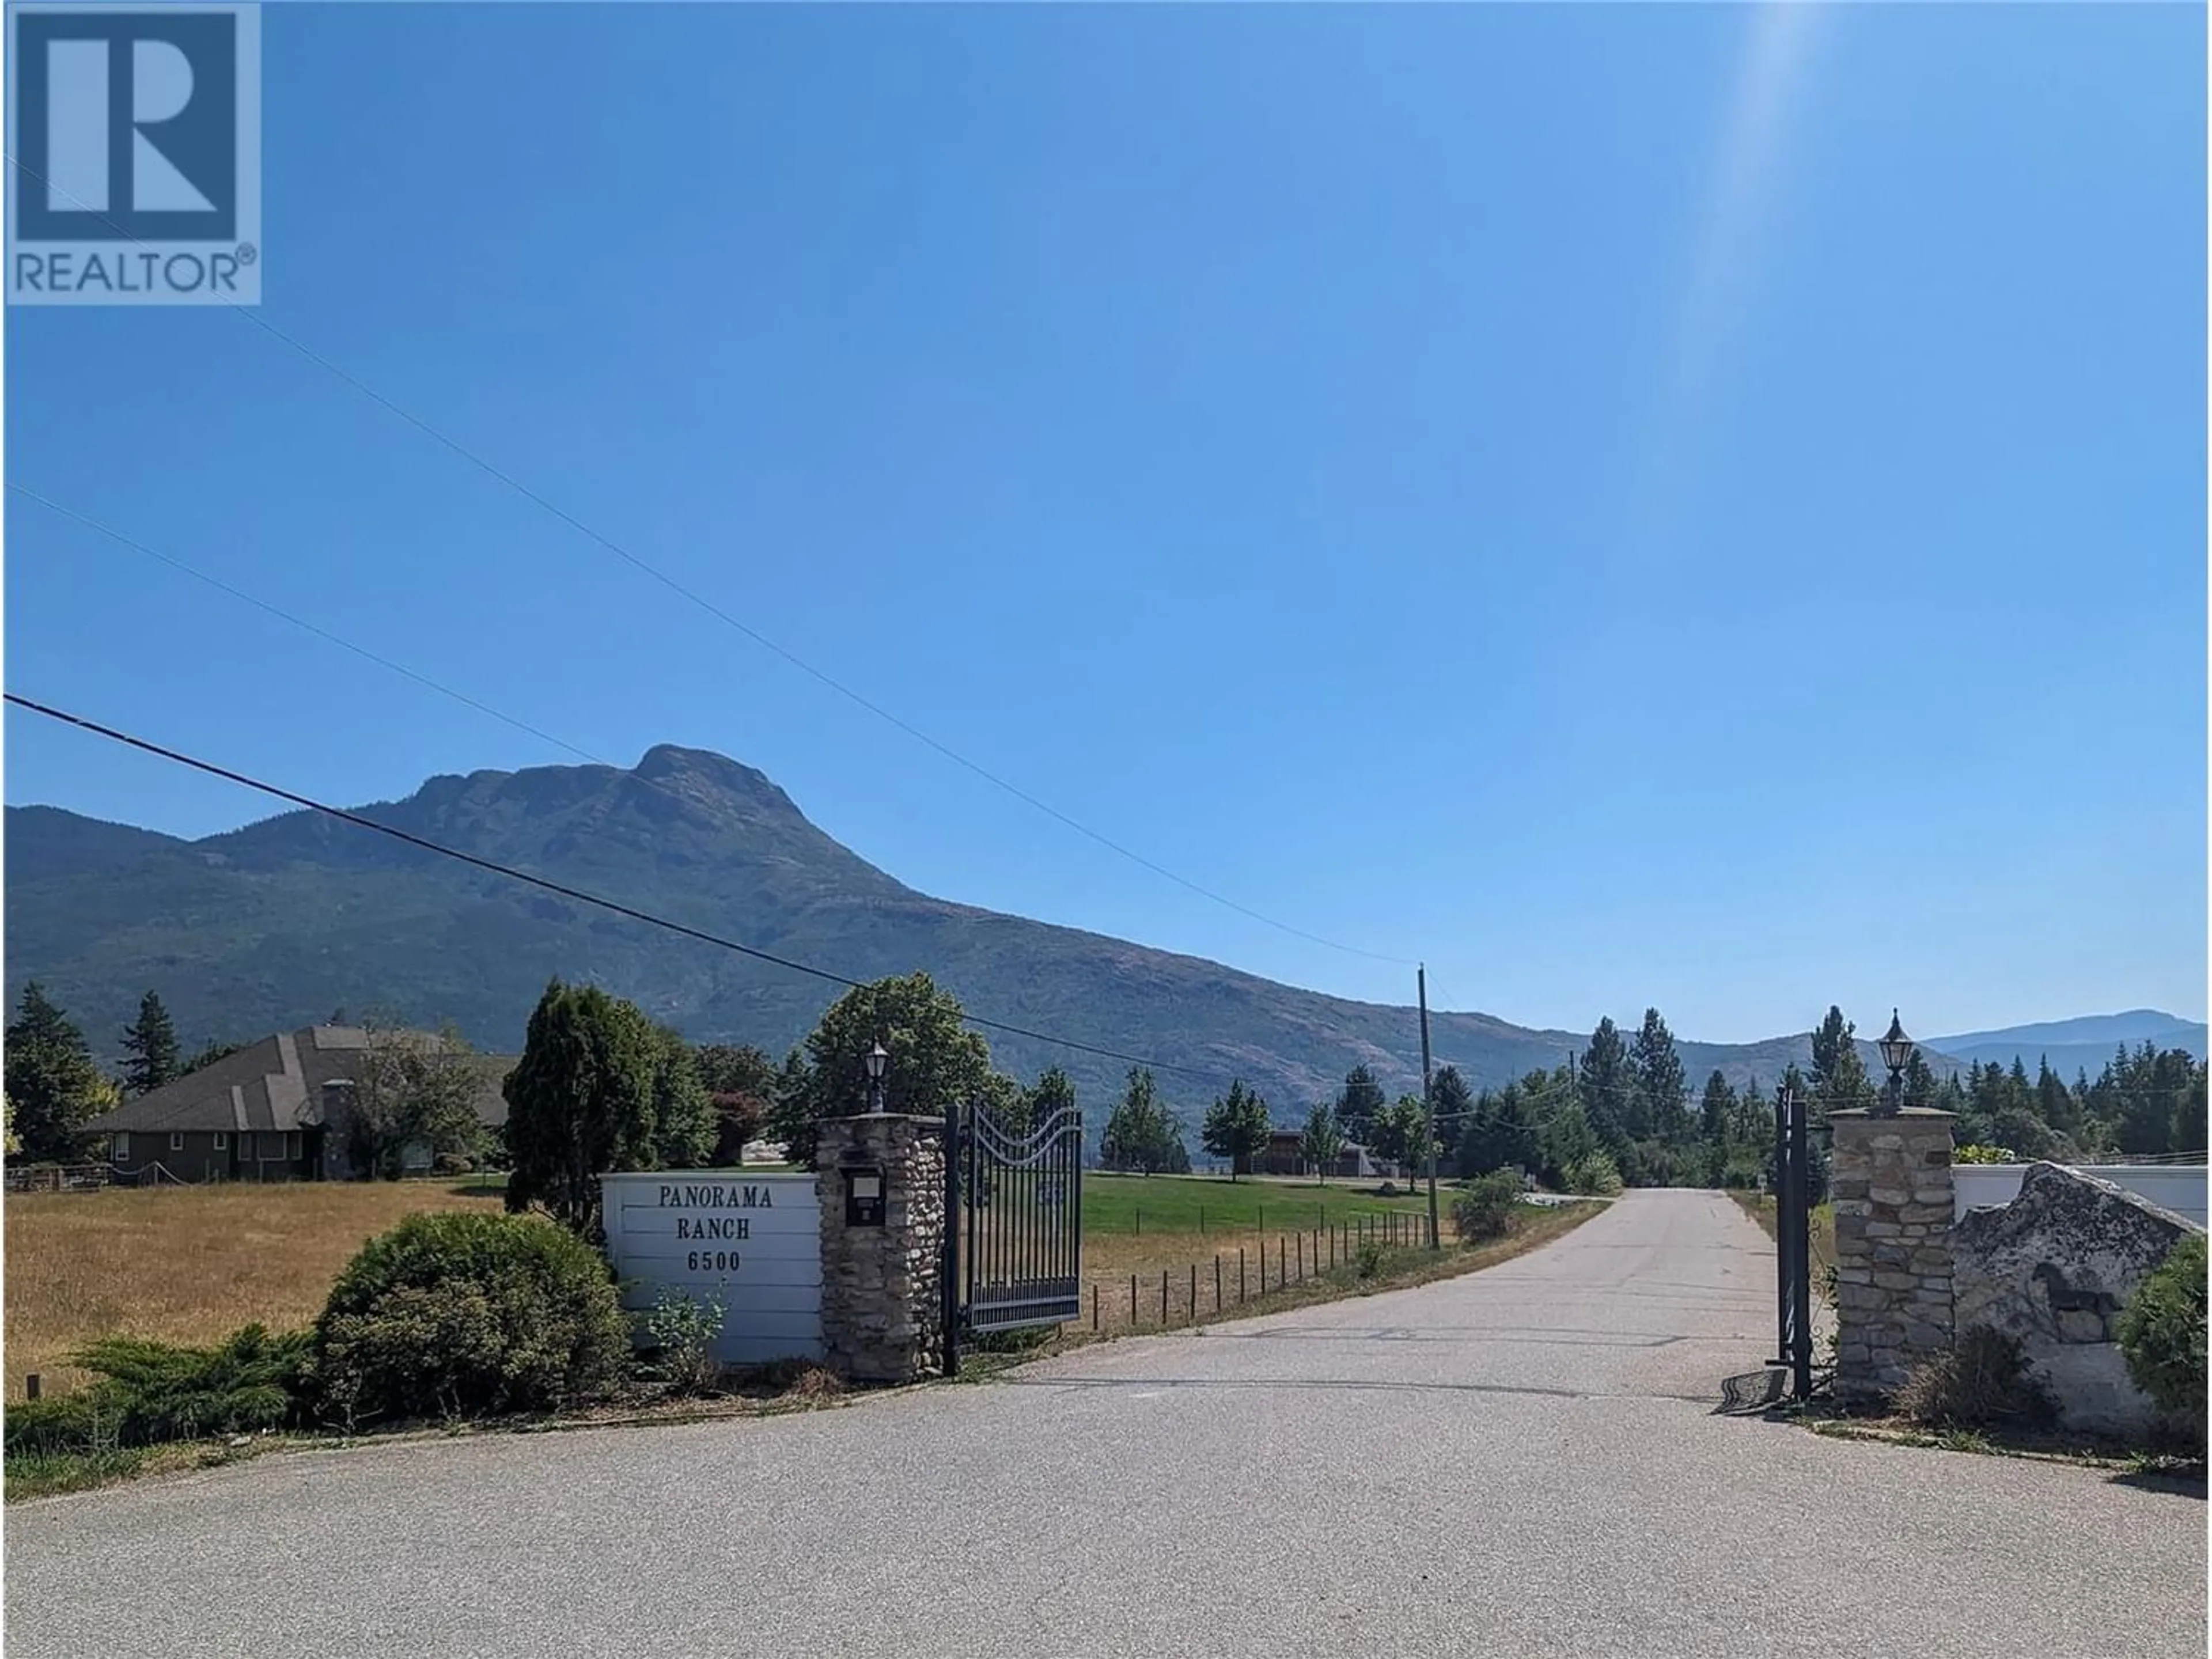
[5,1181,505,1400]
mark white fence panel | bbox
[600,1171,823,1365]
[1953,1164,2207,1229]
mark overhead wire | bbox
[2,692,1240,1087]
[3,153,1416,970]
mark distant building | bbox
[84,1025,513,1184]
[1243,1130,1401,1181]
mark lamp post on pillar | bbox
[1876,1010,1914,1118]
[866,1040,889,1113]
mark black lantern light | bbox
[866,1040,889,1113]
[1876,1009,1913,1116]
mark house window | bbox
[212,1133,227,1150]
[169,1132,184,1152]
[111,1132,130,1161]
[287,1131,301,1159]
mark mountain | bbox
[1926,1012,2207,1080]
[7,744,1917,1122]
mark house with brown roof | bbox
[84,1025,513,1183]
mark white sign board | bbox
[600,1172,823,1365]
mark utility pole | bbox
[1419,965,1439,1249]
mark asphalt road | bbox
[7,1190,2203,1657]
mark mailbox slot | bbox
[844,1165,886,1227]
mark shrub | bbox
[4,1324,312,1456]
[1562,1153,1623,1197]
[1452,1170,1524,1243]
[642,1285,728,1396]
[1895,1325,2057,1431]
[2118,1234,2207,1439]
[315,1211,630,1426]
[1355,1240,1385,1279]
[1955,1144,2018,1165]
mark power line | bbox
[1,692,1234,1086]
[10,485,603,766]
[2,152,1415,971]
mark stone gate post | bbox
[815,1113,947,1384]
[1830,1107,1956,1403]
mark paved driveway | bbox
[7,1190,2203,1657]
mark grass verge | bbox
[1729,1190,1836,1280]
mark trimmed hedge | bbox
[315,1210,630,1426]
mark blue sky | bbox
[6,5,2205,1044]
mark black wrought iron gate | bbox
[942,1099,1084,1374]
[1771,1084,1813,1400]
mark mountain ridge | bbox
[5,744,2001,1120]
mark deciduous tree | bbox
[1299,1101,1344,1184]
[1101,1067,1185,1174]
[343,1023,488,1179]
[1023,1066,1079,1133]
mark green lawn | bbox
[1081,1172,1433,1238]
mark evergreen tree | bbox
[1334,1065,1388,1146]
[502,979,660,1236]
[1630,1008,1688,1143]
[1901,1049,1940,1112]
[1579,1017,1633,1149]
[1429,1065,1474,1140]
[1732,1074,1768,1146]
[1298,1101,1344,1184]
[1698,1070,1736,1147]
[2034,1058,2079,1142]
[1458,1080,1540,1178]
[183,1037,248,1074]
[119,991,181,1096]
[5,983,109,1163]
[1809,1006,1874,1116]
[1199,1079,1271,1178]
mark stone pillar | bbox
[1830,1107,1956,1403]
[815,1114,947,1384]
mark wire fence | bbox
[1073,1207,1439,1334]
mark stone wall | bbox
[815,1113,946,1384]
[1830,1108,1957,1403]
[1953,1161,2201,1438]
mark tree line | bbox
[12,978,2202,1211]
